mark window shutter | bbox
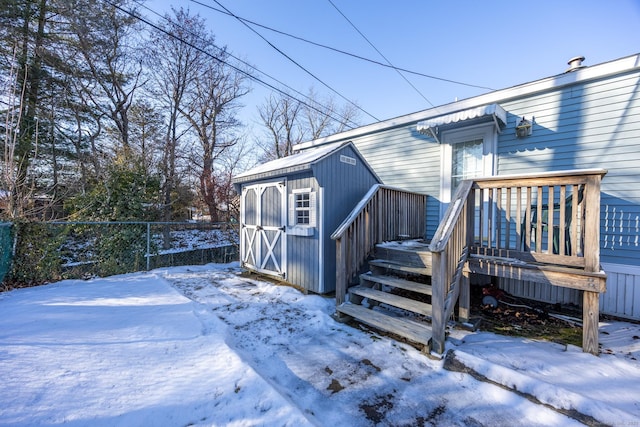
[309,191,317,227]
[288,194,295,226]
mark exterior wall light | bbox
[516,116,533,138]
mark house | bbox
[233,141,388,294]
[300,53,639,311]
[235,53,640,355]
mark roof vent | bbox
[566,56,586,73]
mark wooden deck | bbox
[333,170,607,356]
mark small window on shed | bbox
[289,189,316,228]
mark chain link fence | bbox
[0,223,12,284]
[1,221,238,289]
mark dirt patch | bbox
[327,379,344,394]
[471,288,583,347]
[359,393,394,424]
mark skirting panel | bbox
[498,263,640,321]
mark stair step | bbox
[349,285,433,316]
[375,242,433,271]
[336,303,432,348]
[369,259,431,276]
[361,273,432,296]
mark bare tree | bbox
[257,89,360,160]
[302,88,360,139]
[0,0,48,217]
[181,49,249,222]
[257,94,302,160]
[147,7,208,223]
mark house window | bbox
[451,139,484,191]
[289,189,316,228]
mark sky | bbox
[1,262,639,426]
[141,0,640,140]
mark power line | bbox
[104,0,362,130]
[133,0,360,129]
[209,0,380,122]
[189,0,494,91]
[327,0,434,107]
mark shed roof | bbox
[233,141,348,183]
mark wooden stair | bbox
[336,241,435,352]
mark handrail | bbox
[332,184,427,305]
[429,180,474,354]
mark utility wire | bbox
[209,0,380,122]
[133,0,360,129]
[104,0,361,129]
[190,0,494,91]
[327,0,434,107]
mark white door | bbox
[240,182,287,278]
[441,123,498,245]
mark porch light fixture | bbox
[516,116,533,138]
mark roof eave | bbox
[293,53,640,151]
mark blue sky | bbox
[146,0,640,134]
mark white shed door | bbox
[240,182,287,278]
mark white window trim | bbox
[439,122,498,217]
[288,188,317,234]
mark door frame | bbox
[240,181,287,278]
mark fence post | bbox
[146,222,151,271]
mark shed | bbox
[232,141,381,294]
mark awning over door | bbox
[417,103,507,143]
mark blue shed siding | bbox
[313,144,380,292]
[285,174,321,293]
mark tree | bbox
[128,100,164,177]
[181,46,249,222]
[258,94,302,160]
[0,0,50,217]
[257,89,360,160]
[302,88,360,139]
[60,0,143,156]
[146,7,207,223]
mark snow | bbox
[1,263,638,426]
[233,141,345,180]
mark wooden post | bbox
[431,251,446,354]
[336,238,346,306]
[459,190,475,324]
[459,271,470,323]
[583,291,600,355]
[582,175,603,355]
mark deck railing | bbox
[332,184,427,305]
[469,169,606,269]
[429,169,606,355]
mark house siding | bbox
[496,69,640,309]
[343,126,439,240]
[289,54,640,318]
[601,263,640,319]
[498,69,640,267]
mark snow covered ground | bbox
[0,263,638,426]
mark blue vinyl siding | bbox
[497,70,640,266]
[345,126,439,240]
